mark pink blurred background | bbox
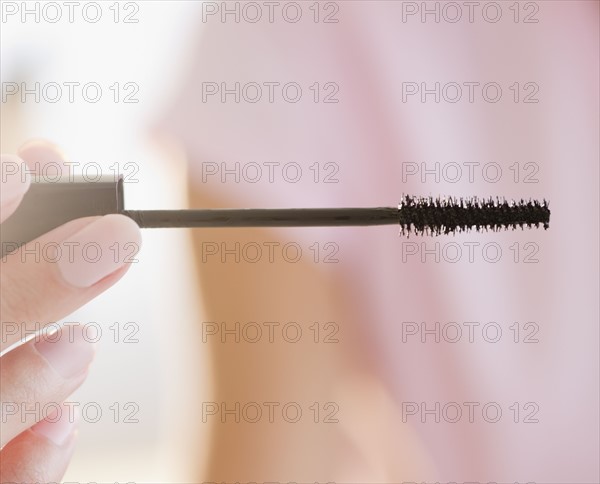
[161,2,599,482]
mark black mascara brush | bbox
[122,195,550,234]
[0,177,550,256]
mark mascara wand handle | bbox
[122,208,400,228]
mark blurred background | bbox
[1,1,598,483]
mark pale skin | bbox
[0,140,141,482]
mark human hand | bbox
[0,140,142,482]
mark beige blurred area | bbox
[186,183,431,482]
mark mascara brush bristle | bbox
[398,195,550,236]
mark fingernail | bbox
[31,404,79,446]
[35,325,95,378]
[56,214,142,288]
[0,154,30,205]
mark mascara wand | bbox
[122,195,550,235]
[0,177,550,256]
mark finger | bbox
[1,138,69,224]
[18,138,70,177]
[0,154,31,223]
[1,214,142,352]
[0,325,94,448]
[0,403,77,483]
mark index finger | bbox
[0,154,31,224]
[1,139,70,224]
